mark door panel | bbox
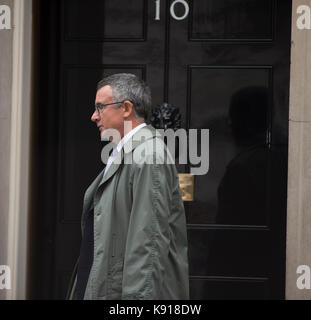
[31,0,291,299]
[187,66,271,226]
[191,0,274,40]
[64,0,147,41]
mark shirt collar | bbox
[116,123,147,154]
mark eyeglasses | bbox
[94,101,125,116]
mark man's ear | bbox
[122,100,134,118]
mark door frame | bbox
[6,0,33,300]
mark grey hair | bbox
[97,73,151,120]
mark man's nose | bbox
[91,110,99,122]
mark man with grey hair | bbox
[67,73,189,300]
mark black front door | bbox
[30,0,292,299]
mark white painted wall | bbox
[0,0,32,300]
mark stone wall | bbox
[0,0,13,300]
[286,0,311,299]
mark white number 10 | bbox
[155,0,190,21]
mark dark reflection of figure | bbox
[206,87,288,288]
[217,86,272,225]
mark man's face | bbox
[91,85,124,140]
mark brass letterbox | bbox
[178,174,194,202]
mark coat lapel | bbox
[97,148,124,189]
[82,168,105,217]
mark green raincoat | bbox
[67,125,189,300]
